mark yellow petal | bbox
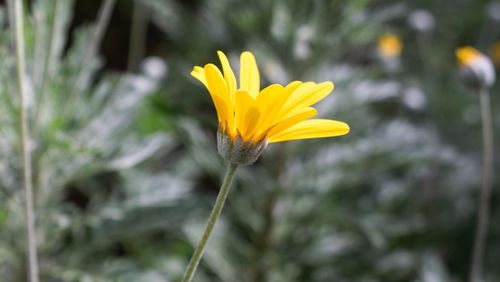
[217,51,237,97]
[211,94,228,125]
[280,82,334,116]
[257,82,301,113]
[240,51,260,98]
[244,107,261,141]
[204,64,229,99]
[256,81,303,132]
[193,65,227,125]
[205,64,235,134]
[268,119,349,143]
[265,107,317,138]
[191,66,207,87]
[235,90,260,141]
[256,84,284,110]
[284,80,303,93]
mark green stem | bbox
[181,162,239,282]
[469,88,494,282]
[11,0,40,281]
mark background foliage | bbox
[0,0,499,281]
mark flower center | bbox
[456,47,482,67]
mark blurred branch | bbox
[35,0,59,123]
[69,0,116,97]
[82,0,116,66]
[10,0,39,281]
[127,0,148,72]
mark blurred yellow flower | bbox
[490,41,500,66]
[456,46,483,67]
[456,46,495,89]
[191,51,349,164]
[377,34,403,58]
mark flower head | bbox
[377,34,403,59]
[408,9,435,33]
[191,51,349,165]
[456,46,496,90]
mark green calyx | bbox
[217,131,268,166]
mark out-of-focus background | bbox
[0,0,499,281]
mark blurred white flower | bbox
[353,80,401,103]
[487,1,500,21]
[141,56,168,79]
[403,87,427,111]
[408,9,435,33]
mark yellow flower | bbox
[191,51,349,165]
[456,46,483,67]
[377,34,403,58]
[456,46,495,89]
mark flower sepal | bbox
[217,131,268,166]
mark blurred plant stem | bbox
[67,0,116,99]
[127,0,147,72]
[181,162,239,282]
[35,0,59,123]
[11,0,40,281]
[469,88,494,282]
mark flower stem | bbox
[181,162,239,282]
[469,88,494,282]
[11,0,40,281]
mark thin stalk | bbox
[32,2,44,84]
[11,0,40,281]
[34,0,59,124]
[181,163,239,282]
[62,0,116,117]
[69,0,116,96]
[469,88,494,282]
[127,0,147,72]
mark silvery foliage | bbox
[0,0,179,280]
[142,0,497,282]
